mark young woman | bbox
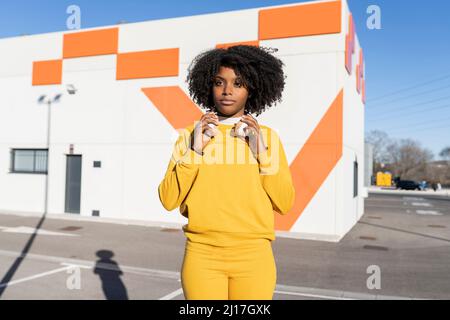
[158,45,295,300]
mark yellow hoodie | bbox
[158,122,295,247]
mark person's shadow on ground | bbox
[93,250,129,300]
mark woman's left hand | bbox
[238,114,268,156]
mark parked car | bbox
[418,181,428,191]
[396,180,420,190]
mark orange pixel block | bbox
[117,48,179,80]
[259,0,341,40]
[63,28,119,59]
[32,60,63,86]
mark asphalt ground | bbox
[0,191,449,300]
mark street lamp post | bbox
[38,94,62,216]
[37,85,77,216]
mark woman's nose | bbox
[222,85,233,95]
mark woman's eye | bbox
[213,80,242,87]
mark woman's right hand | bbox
[190,112,219,154]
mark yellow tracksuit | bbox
[158,122,295,300]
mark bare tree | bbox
[366,131,447,184]
[385,139,434,180]
[426,164,448,186]
[439,147,450,161]
[365,130,391,163]
[438,147,450,186]
[365,130,392,173]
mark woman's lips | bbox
[220,100,236,106]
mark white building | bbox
[0,0,365,242]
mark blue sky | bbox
[1,0,449,158]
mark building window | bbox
[353,160,358,198]
[11,149,48,174]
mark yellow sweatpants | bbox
[181,238,277,300]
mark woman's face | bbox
[212,66,249,118]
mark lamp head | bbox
[38,95,47,104]
[66,84,77,95]
[53,94,62,103]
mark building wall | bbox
[365,143,374,186]
[0,0,365,241]
[338,0,366,237]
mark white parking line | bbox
[274,284,419,300]
[0,249,424,300]
[0,266,72,289]
[0,226,79,237]
[367,198,402,201]
[411,202,432,207]
[274,290,353,300]
[0,249,179,280]
[402,197,425,201]
[61,262,93,270]
[416,210,442,216]
[159,288,184,300]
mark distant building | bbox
[365,142,374,186]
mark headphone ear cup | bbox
[236,122,248,138]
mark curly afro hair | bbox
[186,45,286,117]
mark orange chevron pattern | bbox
[141,86,203,130]
[275,89,343,231]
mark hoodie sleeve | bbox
[158,128,202,211]
[257,128,296,215]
